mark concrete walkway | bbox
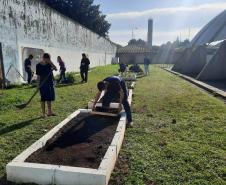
[165,68,226,100]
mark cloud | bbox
[106,2,226,45]
[107,2,226,20]
[109,27,200,46]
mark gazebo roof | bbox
[117,45,150,54]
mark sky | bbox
[93,0,226,46]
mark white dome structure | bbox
[173,10,226,81]
[190,10,226,47]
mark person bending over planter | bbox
[36,53,57,118]
[93,76,133,127]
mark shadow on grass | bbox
[20,85,37,90]
[55,82,83,88]
[0,175,37,185]
[0,122,6,127]
[0,117,42,136]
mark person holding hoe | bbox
[92,76,133,127]
[36,53,57,118]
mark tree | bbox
[160,39,190,49]
[128,39,146,47]
[42,0,111,37]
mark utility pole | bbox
[188,27,191,41]
[147,19,153,49]
[132,27,138,40]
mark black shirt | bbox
[36,63,54,86]
[59,61,66,71]
[144,58,150,65]
[104,76,128,98]
[80,58,90,71]
[24,58,31,71]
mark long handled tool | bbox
[15,71,53,109]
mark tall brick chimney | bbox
[147,19,153,49]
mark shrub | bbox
[55,72,77,84]
[65,72,76,83]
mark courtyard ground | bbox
[110,66,226,185]
[0,65,226,185]
[0,65,118,184]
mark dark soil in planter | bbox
[26,114,120,169]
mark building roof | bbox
[117,45,150,54]
[190,10,226,47]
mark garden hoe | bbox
[15,71,52,109]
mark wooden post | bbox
[0,43,6,89]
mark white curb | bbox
[6,96,131,185]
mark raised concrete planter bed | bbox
[120,73,137,82]
[122,77,137,81]
[128,82,136,89]
[88,83,135,109]
[6,109,128,185]
[165,68,226,100]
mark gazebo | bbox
[117,45,152,64]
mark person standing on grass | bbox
[80,53,90,83]
[144,56,150,75]
[119,62,126,75]
[92,76,133,128]
[24,54,34,84]
[57,56,66,83]
[36,53,57,118]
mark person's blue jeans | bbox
[122,97,132,122]
[144,65,149,75]
[102,93,132,122]
[26,69,32,84]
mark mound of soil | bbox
[26,114,120,169]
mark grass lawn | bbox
[110,66,226,185]
[0,65,118,184]
[0,65,226,185]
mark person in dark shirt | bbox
[36,53,57,118]
[57,56,66,83]
[93,76,133,127]
[80,53,90,83]
[144,56,150,75]
[24,55,33,84]
[119,62,126,75]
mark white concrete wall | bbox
[179,45,207,76]
[0,0,117,83]
[197,41,226,80]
